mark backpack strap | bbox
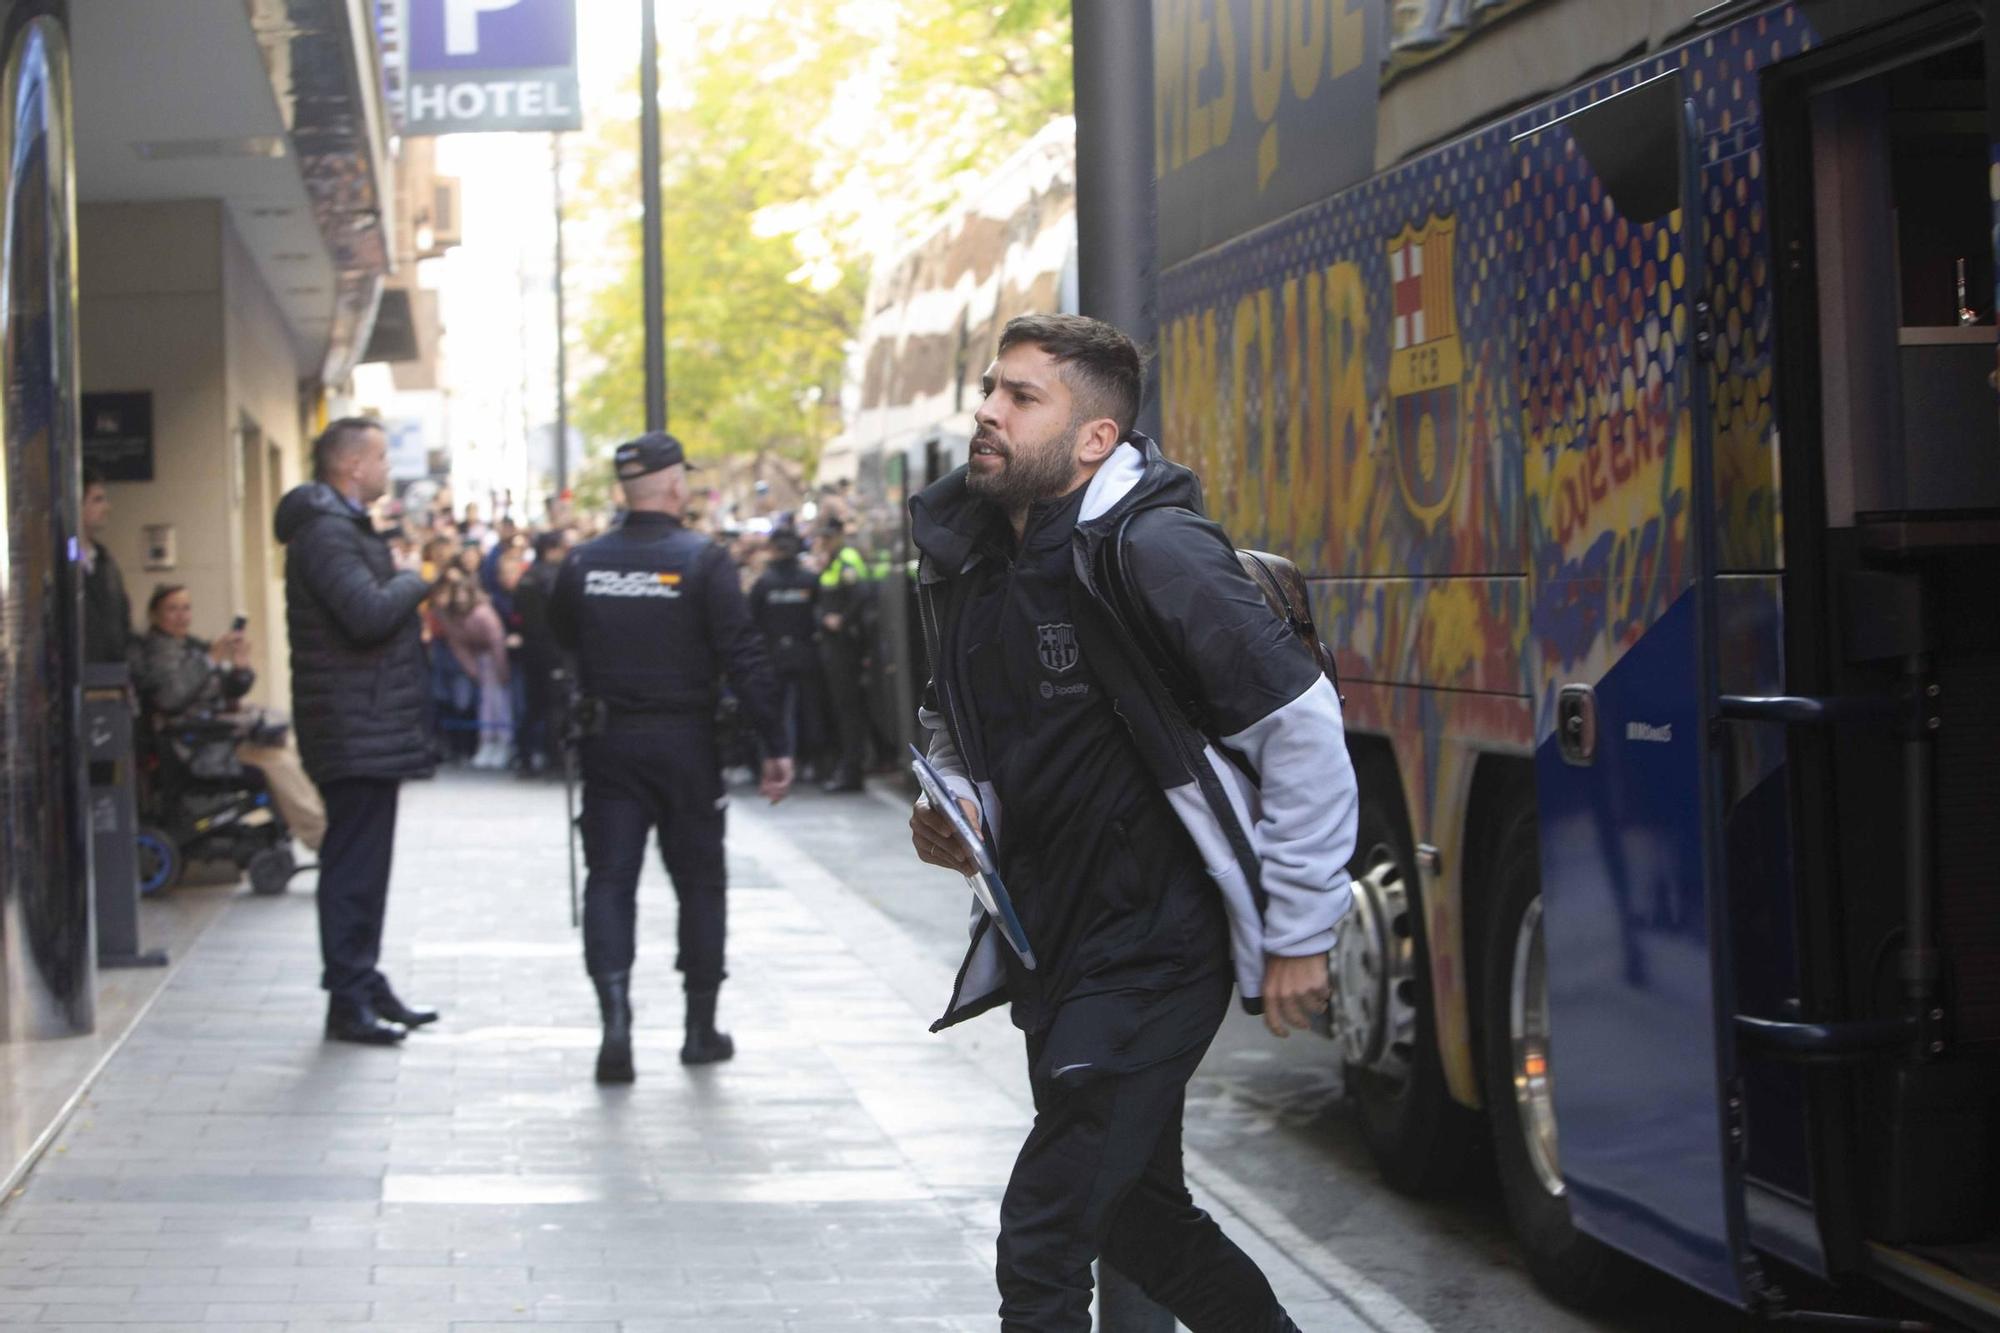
[1101,512,1215,737]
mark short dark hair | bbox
[147,582,186,614]
[996,313,1144,437]
[82,464,105,491]
[532,530,565,559]
[312,416,384,482]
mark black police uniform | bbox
[547,433,787,1077]
[747,538,825,772]
[815,535,872,790]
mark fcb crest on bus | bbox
[1037,622,1078,675]
[1385,215,1465,525]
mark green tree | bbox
[567,0,1071,501]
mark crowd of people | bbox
[391,505,578,774]
[378,491,885,791]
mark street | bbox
[0,770,1754,1331]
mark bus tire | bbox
[1480,804,1632,1307]
[1345,789,1479,1197]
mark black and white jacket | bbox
[913,434,1358,1029]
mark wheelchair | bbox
[134,712,299,897]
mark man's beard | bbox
[965,421,1078,513]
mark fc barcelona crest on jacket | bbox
[1037,622,1078,674]
[1386,215,1464,525]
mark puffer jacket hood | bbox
[275,480,364,545]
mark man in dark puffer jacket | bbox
[275,418,441,1046]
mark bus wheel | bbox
[1338,793,1478,1196]
[1481,806,1631,1307]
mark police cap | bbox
[613,431,701,480]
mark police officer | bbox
[748,524,826,781]
[815,520,871,792]
[549,433,793,1082]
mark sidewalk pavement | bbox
[0,884,234,1200]
[0,773,1366,1331]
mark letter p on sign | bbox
[445,0,525,56]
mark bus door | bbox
[1511,72,1752,1303]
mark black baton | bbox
[555,668,582,929]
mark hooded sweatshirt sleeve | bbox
[1121,508,1357,958]
[918,696,978,810]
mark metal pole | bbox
[552,132,569,502]
[639,0,666,433]
[1073,0,1160,440]
[1074,5,1171,1329]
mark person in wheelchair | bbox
[133,585,326,894]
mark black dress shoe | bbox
[372,983,439,1028]
[325,999,407,1045]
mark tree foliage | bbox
[568,0,1072,491]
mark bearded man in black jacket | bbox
[275,418,440,1046]
[908,315,1357,1332]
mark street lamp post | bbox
[1074,4,1169,1328]
[639,0,666,433]
[1074,0,1160,440]
[552,131,569,502]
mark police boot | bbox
[680,988,734,1065]
[592,971,636,1084]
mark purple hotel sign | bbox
[401,0,580,135]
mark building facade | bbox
[2,0,413,1041]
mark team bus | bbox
[837,1,1999,1324]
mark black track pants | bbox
[996,975,1288,1331]
[317,777,401,1004]
[578,721,726,990]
